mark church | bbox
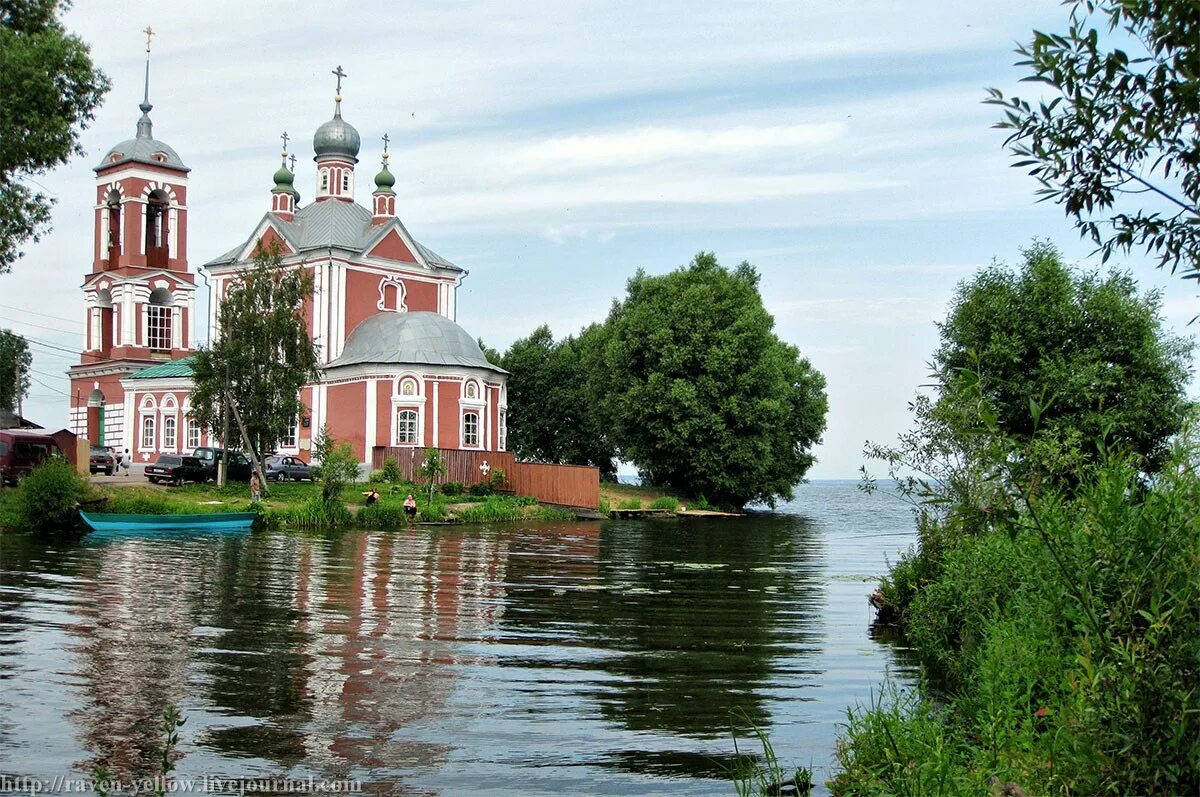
[67,60,509,467]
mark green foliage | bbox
[454,498,524,523]
[188,242,319,457]
[499,323,617,478]
[356,501,407,529]
[986,2,1200,281]
[416,447,446,503]
[649,496,679,511]
[0,0,109,272]
[0,329,31,412]
[598,497,611,515]
[12,455,88,532]
[417,502,446,522]
[377,457,404,484]
[731,718,813,797]
[837,453,1200,795]
[311,426,359,505]
[617,497,642,510]
[598,252,827,508]
[468,481,494,497]
[440,480,465,496]
[934,242,1192,479]
[275,494,351,528]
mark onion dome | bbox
[273,164,295,191]
[313,111,360,161]
[374,161,395,193]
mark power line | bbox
[0,303,83,328]
[0,314,82,335]
[29,375,67,397]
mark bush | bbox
[275,494,351,528]
[617,498,641,510]
[469,482,494,497]
[378,457,404,484]
[312,426,360,505]
[649,496,679,511]
[441,481,465,496]
[356,502,406,529]
[13,456,90,533]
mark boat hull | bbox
[79,511,256,532]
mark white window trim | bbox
[139,414,156,451]
[161,414,177,453]
[394,408,421,446]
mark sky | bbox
[5,0,1198,478]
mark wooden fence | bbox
[371,447,599,509]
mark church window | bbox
[463,411,480,447]
[106,190,122,258]
[145,189,170,267]
[281,417,298,448]
[162,415,177,451]
[186,417,201,450]
[499,410,507,451]
[94,289,113,354]
[400,379,417,397]
[141,415,156,449]
[320,170,329,191]
[147,288,173,350]
[342,172,350,192]
[377,277,408,312]
[396,409,418,445]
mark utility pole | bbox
[218,360,230,487]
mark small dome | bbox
[273,165,294,190]
[313,113,361,161]
[374,164,395,191]
[326,311,507,373]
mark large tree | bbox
[598,252,827,508]
[1,1,109,273]
[0,329,31,412]
[500,323,616,478]
[986,1,1200,281]
[933,242,1192,479]
[189,244,319,458]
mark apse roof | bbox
[324,311,507,374]
[127,356,195,380]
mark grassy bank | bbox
[829,452,1200,795]
[0,475,576,533]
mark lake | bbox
[0,481,917,795]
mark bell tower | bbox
[69,28,197,448]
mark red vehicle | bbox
[0,430,63,485]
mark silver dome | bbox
[95,106,188,172]
[313,113,361,161]
[325,311,507,373]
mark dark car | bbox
[190,447,253,481]
[89,446,116,475]
[0,430,62,485]
[263,454,312,481]
[146,454,207,486]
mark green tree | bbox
[933,242,1192,480]
[0,329,31,412]
[599,252,828,508]
[189,243,319,457]
[986,1,1200,280]
[1,1,109,272]
[311,425,359,505]
[500,324,616,478]
[416,447,446,504]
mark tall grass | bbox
[731,718,813,796]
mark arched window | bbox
[342,172,350,192]
[93,288,114,355]
[141,415,156,449]
[463,411,480,447]
[145,189,170,266]
[499,410,507,451]
[396,409,418,445]
[320,169,329,191]
[147,287,173,350]
[106,189,122,259]
[186,417,201,450]
[162,415,177,451]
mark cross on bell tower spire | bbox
[136,25,156,139]
[332,65,347,116]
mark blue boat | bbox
[79,511,256,532]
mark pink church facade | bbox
[69,69,508,467]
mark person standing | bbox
[250,471,262,503]
[120,449,131,476]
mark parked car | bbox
[89,446,116,475]
[190,447,253,481]
[145,454,208,486]
[0,430,63,485]
[263,454,312,482]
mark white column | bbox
[432,381,439,448]
[100,209,110,262]
[364,378,377,456]
[168,207,178,258]
[171,306,182,348]
[139,201,147,255]
[123,291,135,344]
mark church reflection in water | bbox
[66,526,599,784]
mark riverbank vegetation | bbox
[498,252,828,510]
[834,244,1198,795]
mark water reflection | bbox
[0,482,918,795]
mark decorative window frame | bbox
[138,394,158,452]
[185,416,201,451]
[389,372,426,447]
[376,276,408,312]
[461,410,481,448]
[160,394,178,452]
[458,379,487,449]
[394,408,420,446]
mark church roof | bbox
[203,201,461,271]
[96,105,189,173]
[127,356,195,379]
[324,311,507,374]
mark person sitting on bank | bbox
[364,488,380,506]
[403,493,417,522]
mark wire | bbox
[29,375,68,396]
[0,315,83,335]
[0,303,83,327]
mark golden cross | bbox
[144,26,154,55]
[332,65,347,95]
